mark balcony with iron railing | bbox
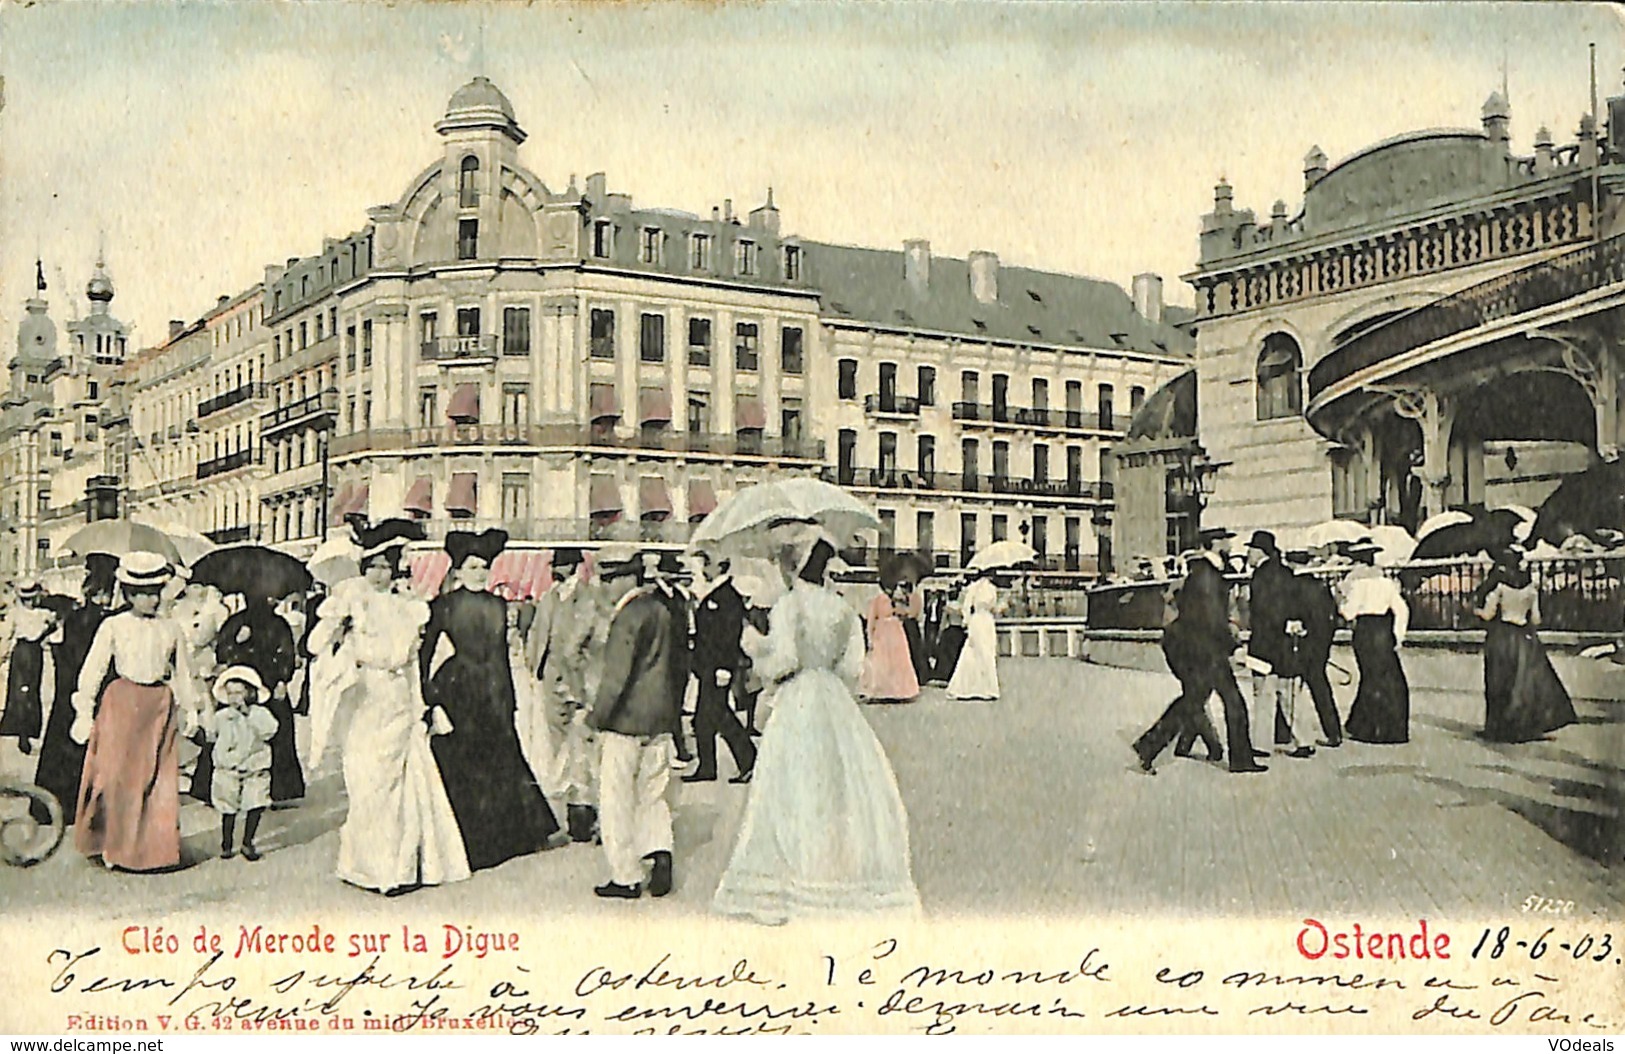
[197,448,257,480]
[206,525,255,544]
[260,389,338,438]
[829,465,1114,501]
[267,332,339,383]
[421,335,499,362]
[198,382,266,420]
[951,402,1114,433]
[864,394,923,418]
[332,423,826,461]
[1308,230,1625,406]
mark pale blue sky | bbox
[2,1,1621,346]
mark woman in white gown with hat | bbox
[307,522,470,895]
[713,536,921,925]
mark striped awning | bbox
[446,472,477,514]
[639,387,672,424]
[403,476,433,516]
[735,394,766,430]
[589,475,621,516]
[638,476,672,518]
[327,485,355,527]
[346,483,370,518]
[447,382,480,423]
[589,383,619,420]
[409,551,452,598]
[688,479,717,521]
[488,550,553,601]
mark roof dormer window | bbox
[593,220,615,259]
[640,227,663,265]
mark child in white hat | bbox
[210,665,278,860]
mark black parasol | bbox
[189,544,314,599]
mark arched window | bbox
[459,155,480,208]
[1256,333,1303,420]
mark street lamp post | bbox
[319,386,338,542]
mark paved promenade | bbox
[0,658,1617,922]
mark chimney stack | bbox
[904,239,930,295]
[1131,273,1164,324]
[968,251,999,305]
[1303,147,1328,190]
[1482,92,1511,151]
[168,320,186,342]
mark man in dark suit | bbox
[684,553,757,784]
[1134,527,1265,775]
[587,545,686,900]
[1245,530,1313,759]
[1288,550,1343,747]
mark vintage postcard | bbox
[0,0,1620,1037]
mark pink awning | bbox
[410,551,451,598]
[489,551,551,601]
[639,388,672,424]
[327,485,355,527]
[403,476,433,516]
[446,472,478,514]
[589,475,621,516]
[346,483,370,518]
[735,394,766,430]
[638,476,672,517]
[447,382,479,423]
[688,479,717,521]
[590,383,618,420]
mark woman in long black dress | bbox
[421,529,561,871]
[1337,542,1412,744]
[200,591,305,804]
[1474,547,1577,742]
[2,581,58,754]
[32,557,118,825]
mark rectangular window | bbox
[780,326,804,374]
[878,509,896,553]
[418,386,438,427]
[1131,385,1146,413]
[590,309,616,359]
[992,440,1009,481]
[640,228,662,265]
[503,307,530,357]
[299,321,308,350]
[917,435,935,481]
[315,313,324,342]
[960,513,977,563]
[345,326,356,371]
[838,359,858,400]
[961,370,980,407]
[362,392,372,430]
[687,317,712,366]
[1067,445,1083,489]
[639,313,666,363]
[992,515,1008,543]
[916,511,934,555]
[1032,378,1049,412]
[502,383,529,426]
[918,366,936,406]
[346,396,356,433]
[1033,444,1049,484]
[879,432,898,478]
[992,374,1009,420]
[837,429,857,485]
[501,474,530,520]
[783,245,802,281]
[456,307,480,337]
[690,233,711,270]
[457,219,479,260]
[686,391,710,434]
[420,311,439,353]
[962,438,979,489]
[1032,517,1048,558]
[781,398,803,443]
[593,220,614,258]
[362,321,373,367]
[878,362,897,409]
[734,240,757,276]
[1098,384,1115,431]
[37,489,49,513]
[734,323,759,371]
[89,380,99,399]
[50,431,62,457]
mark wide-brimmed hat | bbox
[116,551,174,589]
[15,579,42,599]
[595,543,642,580]
[551,546,584,570]
[212,665,269,705]
[354,519,426,560]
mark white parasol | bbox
[966,539,1038,571]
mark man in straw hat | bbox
[586,545,685,898]
[1134,527,1266,775]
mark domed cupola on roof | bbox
[436,76,526,145]
[86,256,114,306]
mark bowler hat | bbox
[551,546,584,569]
[1247,529,1279,554]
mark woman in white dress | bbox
[946,571,1002,701]
[306,526,470,895]
[713,537,921,925]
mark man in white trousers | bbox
[586,545,688,899]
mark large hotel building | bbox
[4,77,1192,579]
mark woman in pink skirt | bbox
[859,580,922,703]
[70,552,201,872]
